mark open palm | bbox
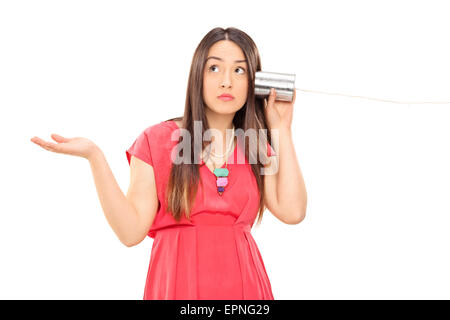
[30,134,98,160]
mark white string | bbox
[295,88,450,105]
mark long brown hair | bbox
[165,27,273,227]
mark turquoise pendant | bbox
[213,167,229,196]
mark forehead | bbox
[206,40,247,63]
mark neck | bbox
[204,110,236,155]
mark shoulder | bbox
[139,120,181,151]
[143,120,178,139]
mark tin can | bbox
[255,71,296,102]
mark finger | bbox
[30,136,47,146]
[268,88,276,107]
[51,134,70,143]
[31,137,59,152]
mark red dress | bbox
[126,120,276,300]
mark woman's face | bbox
[202,40,249,116]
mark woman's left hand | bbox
[264,88,296,132]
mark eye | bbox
[209,65,219,72]
[208,65,246,74]
[236,67,246,74]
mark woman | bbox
[30,27,307,300]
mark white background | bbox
[1,0,449,299]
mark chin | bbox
[220,109,239,115]
[208,106,236,114]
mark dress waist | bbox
[153,213,251,236]
[191,213,250,231]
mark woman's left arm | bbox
[264,88,307,224]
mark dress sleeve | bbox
[126,128,153,166]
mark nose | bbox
[220,69,232,88]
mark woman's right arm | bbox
[89,148,159,247]
[31,134,158,247]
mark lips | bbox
[218,94,234,101]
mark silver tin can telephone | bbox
[255,71,296,102]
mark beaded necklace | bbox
[203,126,235,196]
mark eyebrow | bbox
[205,56,247,63]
